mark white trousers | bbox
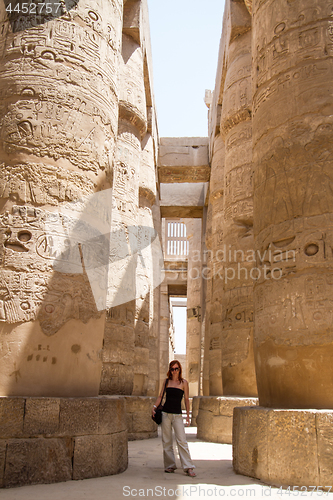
[161,412,195,471]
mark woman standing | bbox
[152,360,196,477]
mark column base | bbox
[0,396,128,488]
[233,406,333,487]
[124,396,158,440]
[197,396,258,444]
[191,396,200,426]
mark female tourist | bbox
[152,360,196,477]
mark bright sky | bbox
[147,0,226,138]
[172,304,187,354]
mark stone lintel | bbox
[233,406,333,488]
[159,167,210,184]
[164,260,188,271]
[158,137,210,183]
[168,284,187,297]
[160,206,203,218]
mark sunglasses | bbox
[171,367,179,371]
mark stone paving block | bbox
[268,410,319,486]
[191,396,200,426]
[233,407,269,482]
[219,397,258,417]
[112,431,128,474]
[197,409,214,441]
[3,438,73,487]
[315,412,333,487]
[98,397,126,434]
[124,396,155,413]
[213,415,233,444]
[126,412,134,434]
[128,430,157,441]
[0,398,25,438]
[198,396,221,414]
[23,398,60,436]
[73,435,113,480]
[0,441,6,488]
[131,411,156,433]
[59,398,99,436]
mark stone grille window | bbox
[165,220,189,257]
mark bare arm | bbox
[183,379,190,426]
[152,379,167,415]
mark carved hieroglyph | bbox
[0,0,122,397]
[253,0,333,408]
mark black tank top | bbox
[163,387,184,414]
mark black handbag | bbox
[152,379,167,425]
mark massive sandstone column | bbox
[186,219,202,397]
[207,136,224,396]
[202,202,212,396]
[219,16,257,396]
[133,132,160,396]
[159,283,170,385]
[0,0,122,396]
[100,26,146,395]
[252,0,333,408]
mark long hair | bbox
[167,359,183,382]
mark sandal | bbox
[164,467,175,473]
[185,468,196,477]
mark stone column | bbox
[186,219,202,397]
[151,195,162,395]
[252,0,333,408]
[220,22,257,396]
[159,283,170,385]
[208,136,225,396]
[0,1,122,397]
[202,203,212,396]
[133,132,159,395]
[100,28,147,395]
[199,206,208,396]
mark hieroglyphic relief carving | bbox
[252,0,333,409]
[0,204,106,335]
[255,272,333,347]
[0,163,97,206]
[0,0,124,398]
[254,118,333,234]
[0,0,122,179]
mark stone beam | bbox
[160,207,203,219]
[158,137,210,183]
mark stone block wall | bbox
[233,407,333,488]
[196,396,258,444]
[124,396,157,440]
[0,397,127,488]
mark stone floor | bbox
[1,427,333,499]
